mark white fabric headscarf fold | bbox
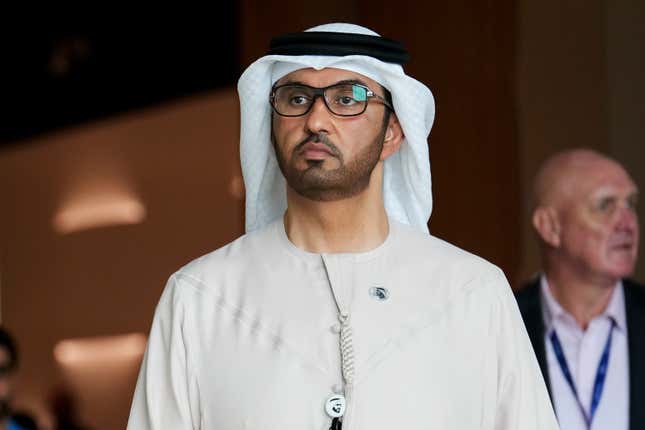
[238,23,435,233]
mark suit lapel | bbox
[624,279,645,430]
[517,279,552,397]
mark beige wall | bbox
[0,89,243,429]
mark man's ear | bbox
[380,114,404,161]
[532,206,561,248]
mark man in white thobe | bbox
[128,23,558,430]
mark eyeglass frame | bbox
[269,81,394,117]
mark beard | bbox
[272,127,386,202]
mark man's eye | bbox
[336,96,357,106]
[596,198,615,212]
[290,95,310,105]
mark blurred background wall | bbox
[0,2,643,428]
[517,0,645,284]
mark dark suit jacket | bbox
[515,278,645,430]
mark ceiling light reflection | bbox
[53,333,147,366]
[53,195,146,234]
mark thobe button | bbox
[330,324,341,334]
[369,286,389,301]
[325,394,346,418]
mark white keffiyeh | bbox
[238,23,435,233]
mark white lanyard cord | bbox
[321,255,356,387]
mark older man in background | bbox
[516,148,645,430]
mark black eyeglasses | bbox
[270,82,393,117]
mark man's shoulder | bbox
[514,277,541,301]
[393,221,507,283]
[624,278,645,308]
[513,277,542,318]
[170,221,280,287]
[624,278,645,290]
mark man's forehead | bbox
[583,169,638,196]
[537,150,637,206]
[565,160,637,203]
[275,67,382,89]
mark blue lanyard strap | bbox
[549,321,615,429]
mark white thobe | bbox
[128,219,558,429]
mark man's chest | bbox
[184,266,493,429]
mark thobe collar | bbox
[539,274,627,335]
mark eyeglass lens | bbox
[272,84,369,117]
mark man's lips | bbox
[611,242,635,251]
[297,141,336,160]
[609,236,636,251]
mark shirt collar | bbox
[539,274,627,333]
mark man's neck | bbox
[284,179,389,254]
[544,267,618,331]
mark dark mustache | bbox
[295,133,340,157]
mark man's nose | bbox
[304,96,332,134]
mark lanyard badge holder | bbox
[550,320,616,429]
